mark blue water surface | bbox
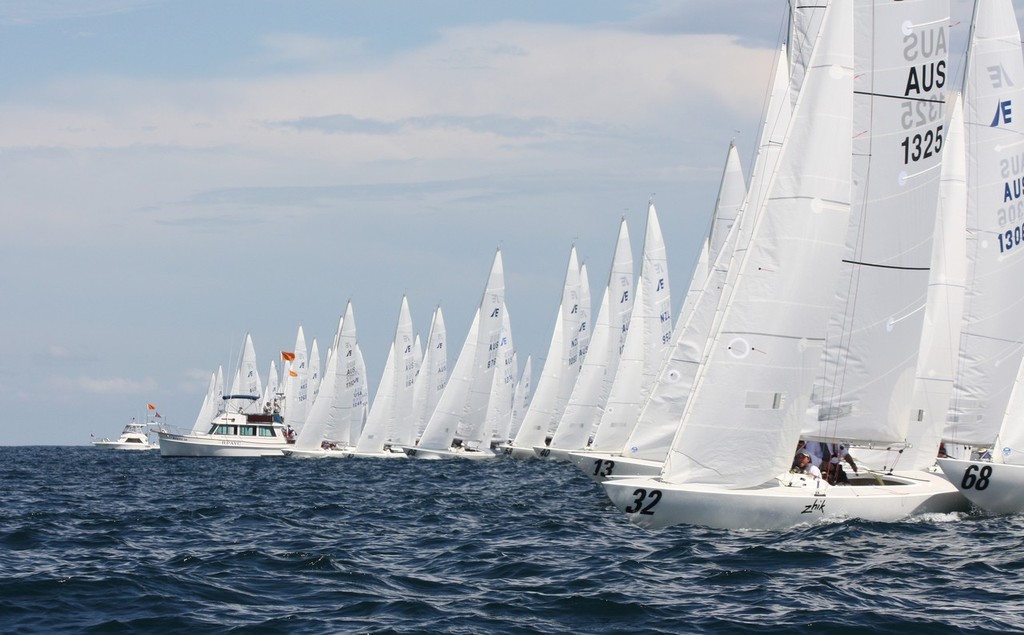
[1,447,1022,634]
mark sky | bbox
[0,0,1006,445]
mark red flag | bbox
[281,351,296,361]
[147,403,157,410]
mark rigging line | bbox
[839,259,929,271]
[852,90,944,104]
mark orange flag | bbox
[147,403,157,410]
[281,351,296,361]
[288,369,298,377]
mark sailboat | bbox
[603,0,963,530]
[350,296,417,458]
[508,355,532,441]
[584,202,676,462]
[565,200,679,474]
[570,43,792,484]
[505,246,582,458]
[286,346,342,458]
[411,306,449,439]
[486,307,518,447]
[93,407,158,450]
[543,219,634,460]
[406,249,506,459]
[282,325,309,439]
[189,367,223,435]
[936,0,1024,513]
[285,301,370,458]
[159,333,293,457]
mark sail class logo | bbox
[988,63,1013,88]
[992,100,1013,127]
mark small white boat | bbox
[92,421,157,450]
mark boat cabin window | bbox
[213,425,237,436]
[126,438,143,444]
[240,426,256,436]
[258,427,276,437]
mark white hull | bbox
[936,458,1024,515]
[157,432,289,457]
[568,451,662,483]
[91,440,156,451]
[532,446,575,462]
[92,422,156,450]
[603,471,968,530]
[343,448,409,459]
[404,446,498,460]
[282,446,361,459]
[502,445,541,460]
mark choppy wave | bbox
[1,447,1023,634]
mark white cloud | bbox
[63,375,160,395]
[0,21,775,247]
[259,33,369,63]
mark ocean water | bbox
[1,447,1022,634]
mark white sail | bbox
[660,0,854,487]
[226,333,262,413]
[416,250,506,453]
[283,326,309,429]
[332,303,365,447]
[709,142,747,265]
[550,219,634,452]
[577,262,592,368]
[295,346,337,451]
[356,296,418,452]
[413,333,423,375]
[509,246,582,455]
[807,0,948,447]
[788,0,828,105]
[213,366,224,415]
[412,306,448,437]
[190,371,219,434]
[945,0,1024,447]
[509,355,532,440]
[358,343,397,452]
[904,93,967,470]
[350,342,369,447]
[484,304,517,447]
[589,203,672,450]
[308,338,321,405]
[261,360,279,414]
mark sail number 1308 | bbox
[900,125,943,164]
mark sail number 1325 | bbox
[900,125,943,164]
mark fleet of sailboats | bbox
[136,0,1024,530]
